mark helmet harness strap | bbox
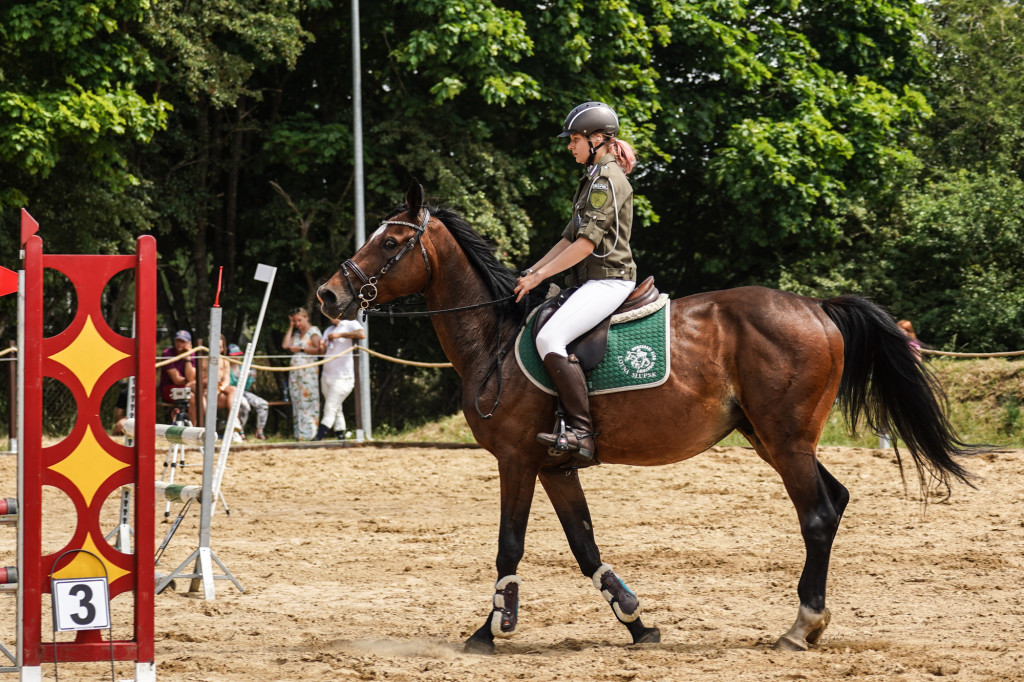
[586,134,612,166]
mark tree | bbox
[0,1,170,245]
[638,0,932,295]
[781,0,1024,351]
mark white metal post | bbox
[352,0,372,440]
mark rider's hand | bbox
[514,269,540,302]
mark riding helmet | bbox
[557,101,619,138]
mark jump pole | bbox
[212,263,276,509]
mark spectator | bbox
[203,335,240,440]
[159,329,197,423]
[897,319,923,361]
[281,307,322,440]
[880,318,925,449]
[313,316,366,440]
[111,379,129,435]
[228,343,269,440]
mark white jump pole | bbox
[211,263,275,508]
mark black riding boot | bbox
[536,353,597,463]
[312,423,330,441]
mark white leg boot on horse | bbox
[536,353,597,466]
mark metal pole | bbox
[192,306,221,599]
[352,0,371,440]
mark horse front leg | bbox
[464,459,539,654]
[538,466,661,645]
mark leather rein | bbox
[336,209,521,419]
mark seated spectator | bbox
[228,343,269,440]
[159,329,197,423]
[212,335,240,440]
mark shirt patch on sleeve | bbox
[589,188,608,209]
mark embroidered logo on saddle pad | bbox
[515,299,671,396]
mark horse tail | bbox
[819,295,980,496]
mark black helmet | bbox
[557,101,619,138]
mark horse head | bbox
[318,181,435,320]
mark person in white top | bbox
[313,316,366,440]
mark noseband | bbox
[341,209,432,310]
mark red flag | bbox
[0,266,16,297]
[21,208,39,246]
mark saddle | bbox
[532,276,661,372]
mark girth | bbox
[532,276,660,372]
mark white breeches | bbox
[320,374,355,431]
[535,279,634,358]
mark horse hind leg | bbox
[737,425,848,650]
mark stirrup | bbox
[537,427,597,459]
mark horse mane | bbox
[385,203,523,315]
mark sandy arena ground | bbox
[1,443,1023,681]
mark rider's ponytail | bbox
[611,139,636,175]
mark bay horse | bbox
[317,182,977,654]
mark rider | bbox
[513,101,638,464]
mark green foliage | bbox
[921,0,1024,176]
[639,0,931,293]
[0,1,170,211]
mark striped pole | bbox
[122,418,209,446]
[154,481,202,504]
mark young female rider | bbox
[513,101,638,465]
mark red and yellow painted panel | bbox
[21,235,156,666]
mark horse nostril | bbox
[318,285,337,308]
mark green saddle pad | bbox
[515,299,671,396]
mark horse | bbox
[317,182,978,654]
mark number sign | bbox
[52,577,111,631]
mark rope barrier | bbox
[154,346,209,368]
[921,348,1024,358]
[227,346,453,371]
[359,347,453,369]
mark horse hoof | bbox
[632,626,661,644]
[805,607,831,645]
[773,634,808,652]
[463,637,496,655]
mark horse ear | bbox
[405,179,425,215]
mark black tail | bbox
[820,295,980,496]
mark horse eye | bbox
[383,237,398,250]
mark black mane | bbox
[431,207,519,300]
[385,203,523,315]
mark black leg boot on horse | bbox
[536,353,598,467]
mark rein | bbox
[361,294,515,319]
[337,208,523,419]
[362,294,522,421]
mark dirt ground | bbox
[2,442,1023,681]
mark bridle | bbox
[340,209,432,311]
[335,207,523,420]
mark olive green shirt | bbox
[561,152,637,285]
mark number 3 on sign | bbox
[52,577,111,631]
